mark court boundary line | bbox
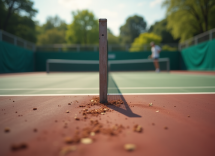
[0,92,215,96]
[1,86,215,90]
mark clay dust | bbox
[62,97,142,152]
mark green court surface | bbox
[0,72,215,95]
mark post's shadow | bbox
[107,74,141,117]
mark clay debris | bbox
[76,97,124,119]
[133,125,142,132]
[64,137,73,144]
[164,126,168,130]
[74,117,80,120]
[124,144,136,151]
[81,138,93,144]
[81,97,123,108]
[60,146,76,156]
[64,119,125,145]
[5,128,10,133]
[60,97,143,152]
[11,143,28,151]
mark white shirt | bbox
[151,45,161,58]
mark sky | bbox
[32,0,166,36]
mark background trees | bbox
[0,0,38,42]
[66,10,99,45]
[163,0,215,42]
[129,33,161,52]
[36,16,67,45]
[107,28,120,45]
[36,10,119,45]
[1,0,215,48]
[119,15,147,44]
[148,19,179,44]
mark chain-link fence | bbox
[0,30,36,51]
[179,28,215,50]
[0,29,179,52]
[36,43,179,52]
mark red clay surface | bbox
[0,94,215,156]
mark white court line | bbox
[0,86,215,90]
[0,92,215,96]
[110,86,215,89]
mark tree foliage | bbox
[37,28,66,45]
[0,0,37,42]
[120,15,147,44]
[36,16,67,45]
[41,16,67,32]
[129,33,161,52]
[2,0,37,30]
[162,45,177,51]
[107,28,120,44]
[148,19,179,43]
[163,0,215,42]
[66,10,99,45]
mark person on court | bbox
[150,42,161,72]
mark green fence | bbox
[181,39,215,70]
[35,51,181,71]
[0,40,181,73]
[0,41,34,73]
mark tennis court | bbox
[1,71,215,95]
[1,71,215,156]
[1,20,215,156]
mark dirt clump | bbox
[60,146,76,155]
[124,144,136,151]
[81,138,93,144]
[74,117,80,120]
[11,143,28,151]
[5,128,10,133]
[61,97,143,152]
[133,125,142,132]
[164,126,168,130]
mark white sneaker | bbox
[155,69,160,73]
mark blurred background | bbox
[0,0,215,73]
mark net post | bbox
[99,18,108,103]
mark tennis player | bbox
[150,42,161,72]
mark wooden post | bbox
[99,19,107,103]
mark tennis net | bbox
[46,58,170,73]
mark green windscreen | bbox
[181,39,215,70]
